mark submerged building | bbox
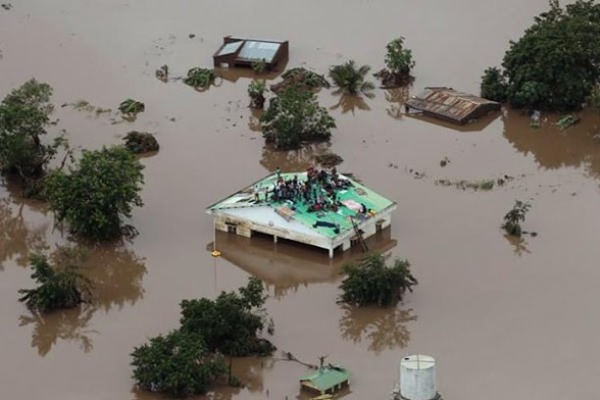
[206,170,397,258]
[405,86,501,125]
[212,36,289,70]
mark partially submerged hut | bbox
[213,36,289,70]
[206,170,397,258]
[300,364,351,395]
[405,87,501,125]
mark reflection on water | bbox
[81,245,147,311]
[260,142,333,172]
[19,306,97,356]
[208,228,397,299]
[248,109,263,132]
[18,244,146,355]
[503,108,600,177]
[405,108,501,132]
[339,305,417,354]
[0,197,49,269]
[503,234,531,257]
[329,92,372,115]
[384,87,409,120]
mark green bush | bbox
[261,85,335,150]
[46,146,144,241]
[339,253,417,307]
[131,330,226,397]
[18,253,92,312]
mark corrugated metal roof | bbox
[216,41,243,56]
[300,365,351,392]
[406,87,499,123]
[237,41,280,63]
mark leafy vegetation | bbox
[0,79,64,179]
[481,0,600,110]
[179,277,275,356]
[118,99,145,117]
[271,67,330,94]
[183,67,218,90]
[131,330,227,398]
[123,131,159,154]
[329,60,375,95]
[251,59,267,74]
[502,200,531,237]
[374,37,415,88]
[18,253,92,312]
[46,146,144,241]
[480,67,508,102]
[339,253,417,307]
[261,85,336,150]
[589,85,600,112]
[247,80,267,109]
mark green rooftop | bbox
[300,365,351,393]
[207,171,396,238]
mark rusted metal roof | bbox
[405,87,500,124]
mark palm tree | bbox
[329,60,375,95]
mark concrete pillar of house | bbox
[328,247,334,258]
[273,235,278,243]
[342,240,351,251]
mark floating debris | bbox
[439,157,450,167]
[1,3,12,10]
[435,179,495,191]
[556,114,580,130]
[68,100,112,115]
[155,65,168,82]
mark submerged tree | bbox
[0,79,68,183]
[247,79,267,109]
[270,67,330,94]
[123,131,159,154]
[183,67,218,90]
[329,60,375,95]
[502,200,531,237]
[46,146,144,241]
[374,37,415,88]
[481,0,600,110]
[339,252,417,307]
[179,277,275,356]
[131,330,227,398]
[18,253,92,312]
[261,85,336,150]
[480,67,508,102]
[118,99,145,118]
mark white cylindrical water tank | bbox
[399,354,436,400]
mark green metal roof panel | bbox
[300,365,351,392]
[237,41,280,63]
[207,172,396,239]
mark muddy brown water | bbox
[2,1,600,399]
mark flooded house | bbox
[212,36,289,70]
[206,169,397,258]
[405,87,501,125]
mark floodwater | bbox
[1,0,600,399]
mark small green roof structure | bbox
[300,364,351,395]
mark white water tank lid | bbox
[401,355,435,370]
